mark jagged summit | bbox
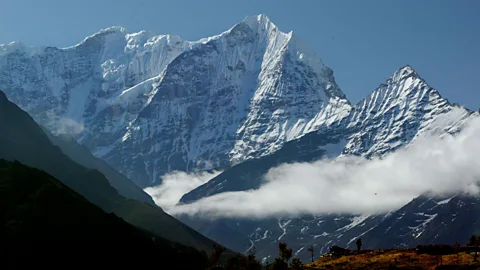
[241,14,277,32]
[397,64,416,73]
[72,25,129,47]
[385,65,442,99]
[390,65,420,82]
[96,25,129,35]
[70,26,189,56]
[243,14,272,24]
[344,65,457,157]
[226,14,287,44]
[358,65,440,109]
[355,65,445,111]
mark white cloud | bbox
[144,170,222,212]
[171,111,480,219]
[56,117,85,135]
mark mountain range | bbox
[1,14,479,263]
[0,14,350,188]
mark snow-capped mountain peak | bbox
[92,25,129,37]
[342,65,470,157]
[241,14,278,35]
[243,14,272,26]
[71,25,128,50]
[391,65,418,81]
[231,15,345,101]
[364,65,442,109]
[0,15,353,187]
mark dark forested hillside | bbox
[0,159,208,269]
[42,129,156,205]
[0,90,224,254]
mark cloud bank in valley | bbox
[144,170,222,212]
[170,109,480,219]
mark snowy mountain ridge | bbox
[0,14,352,187]
[342,65,472,157]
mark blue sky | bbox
[1,0,478,109]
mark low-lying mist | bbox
[153,109,480,219]
[144,170,222,212]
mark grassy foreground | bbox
[306,249,480,270]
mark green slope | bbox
[0,159,208,269]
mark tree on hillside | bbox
[307,246,315,262]
[356,238,363,252]
[279,242,293,263]
[225,246,261,270]
[271,258,288,270]
[270,242,293,270]
[289,258,304,270]
[469,235,480,246]
[209,244,226,267]
[246,246,262,270]
[264,260,272,270]
[470,235,477,246]
[226,255,240,270]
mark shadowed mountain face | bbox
[42,128,155,205]
[361,195,480,249]
[0,159,208,269]
[0,90,223,255]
